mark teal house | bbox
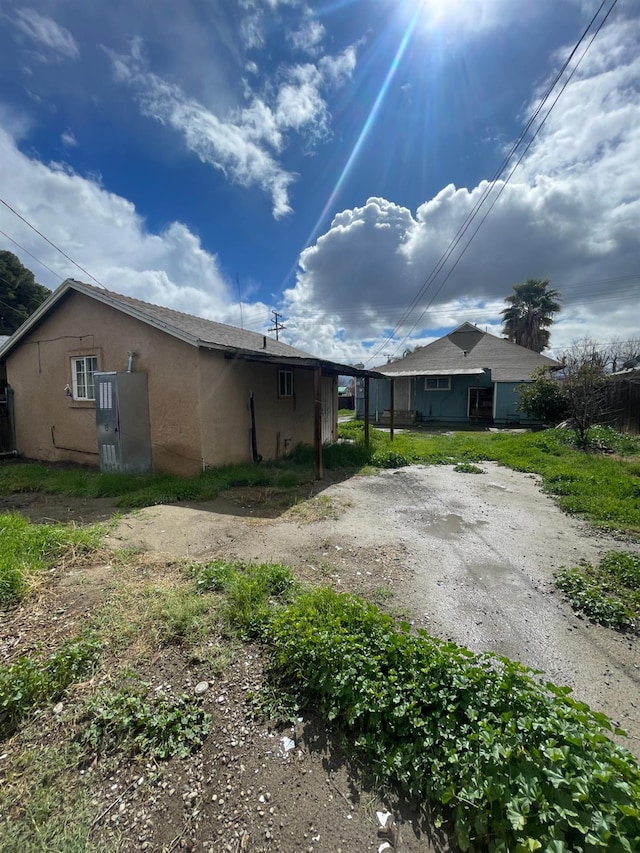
[360,323,560,426]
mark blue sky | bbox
[0,0,638,365]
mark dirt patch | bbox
[105,464,640,755]
[2,463,639,853]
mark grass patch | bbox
[3,426,639,534]
[0,742,98,853]
[286,494,342,522]
[0,513,102,607]
[192,559,297,639]
[556,551,640,631]
[453,462,485,474]
[266,587,640,853]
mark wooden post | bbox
[364,376,370,451]
[314,367,323,480]
[389,378,395,442]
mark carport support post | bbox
[364,376,370,450]
[389,378,395,442]
[314,366,323,480]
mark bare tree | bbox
[558,338,610,446]
[610,335,640,372]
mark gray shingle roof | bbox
[377,323,560,382]
[65,280,316,358]
[0,279,317,361]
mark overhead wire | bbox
[0,196,106,289]
[390,0,620,356]
[364,0,618,366]
[0,229,63,281]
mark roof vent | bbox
[263,335,267,349]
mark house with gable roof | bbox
[362,323,560,426]
[0,279,377,475]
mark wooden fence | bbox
[605,375,640,434]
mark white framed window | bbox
[71,355,98,400]
[278,369,293,398]
[425,376,451,391]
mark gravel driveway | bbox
[108,462,640,756]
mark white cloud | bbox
[108,38,357,217]
[61,129,77,148]
[0,126,260,327]
[288,18,325,56]
[283,16,640,363]
[13,8,79,61]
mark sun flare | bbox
[413,0,476,31]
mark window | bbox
[425,376,451,391]
[278,369,293,397]
[71,356,98,400]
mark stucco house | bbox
[0,279,374,475]
[360,323,560,426]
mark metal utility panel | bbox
[95,372,151,473]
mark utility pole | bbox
[269,310,286,341]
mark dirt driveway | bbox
[107,462,640,756]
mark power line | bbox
[392,0,621,351]
[364,0,618,365]
[0,230,63,281]
[268,310,286,341]
[0,196,106,289]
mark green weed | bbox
[266,587,640,852]
[0,635,101,738]
[0,742,97,853]
[453,462,485,474]
[0,513,102,606]
[78,687,211,759]
[192,560,297,639]
[145,585,215,646]
[556,551,640,630]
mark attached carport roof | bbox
[378,367,486,378]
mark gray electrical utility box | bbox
[94,372,152,473]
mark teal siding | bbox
[495,382,540,424]
[358,376,541,425]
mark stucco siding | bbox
[198,351,315,466]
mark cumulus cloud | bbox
[13,8,79,61]
[0,127,263,326]
[284,16,640,362]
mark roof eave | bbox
[220,348,381,377]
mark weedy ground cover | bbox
[78,687,211,759]
[0,635,100,738]
[0,458,313,509]
[0,513,102,606]
[1,536,640,852]
[556,551,640,631]
[1,425,638,532]
[266,587,640,852]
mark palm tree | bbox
[501,279,561,352]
